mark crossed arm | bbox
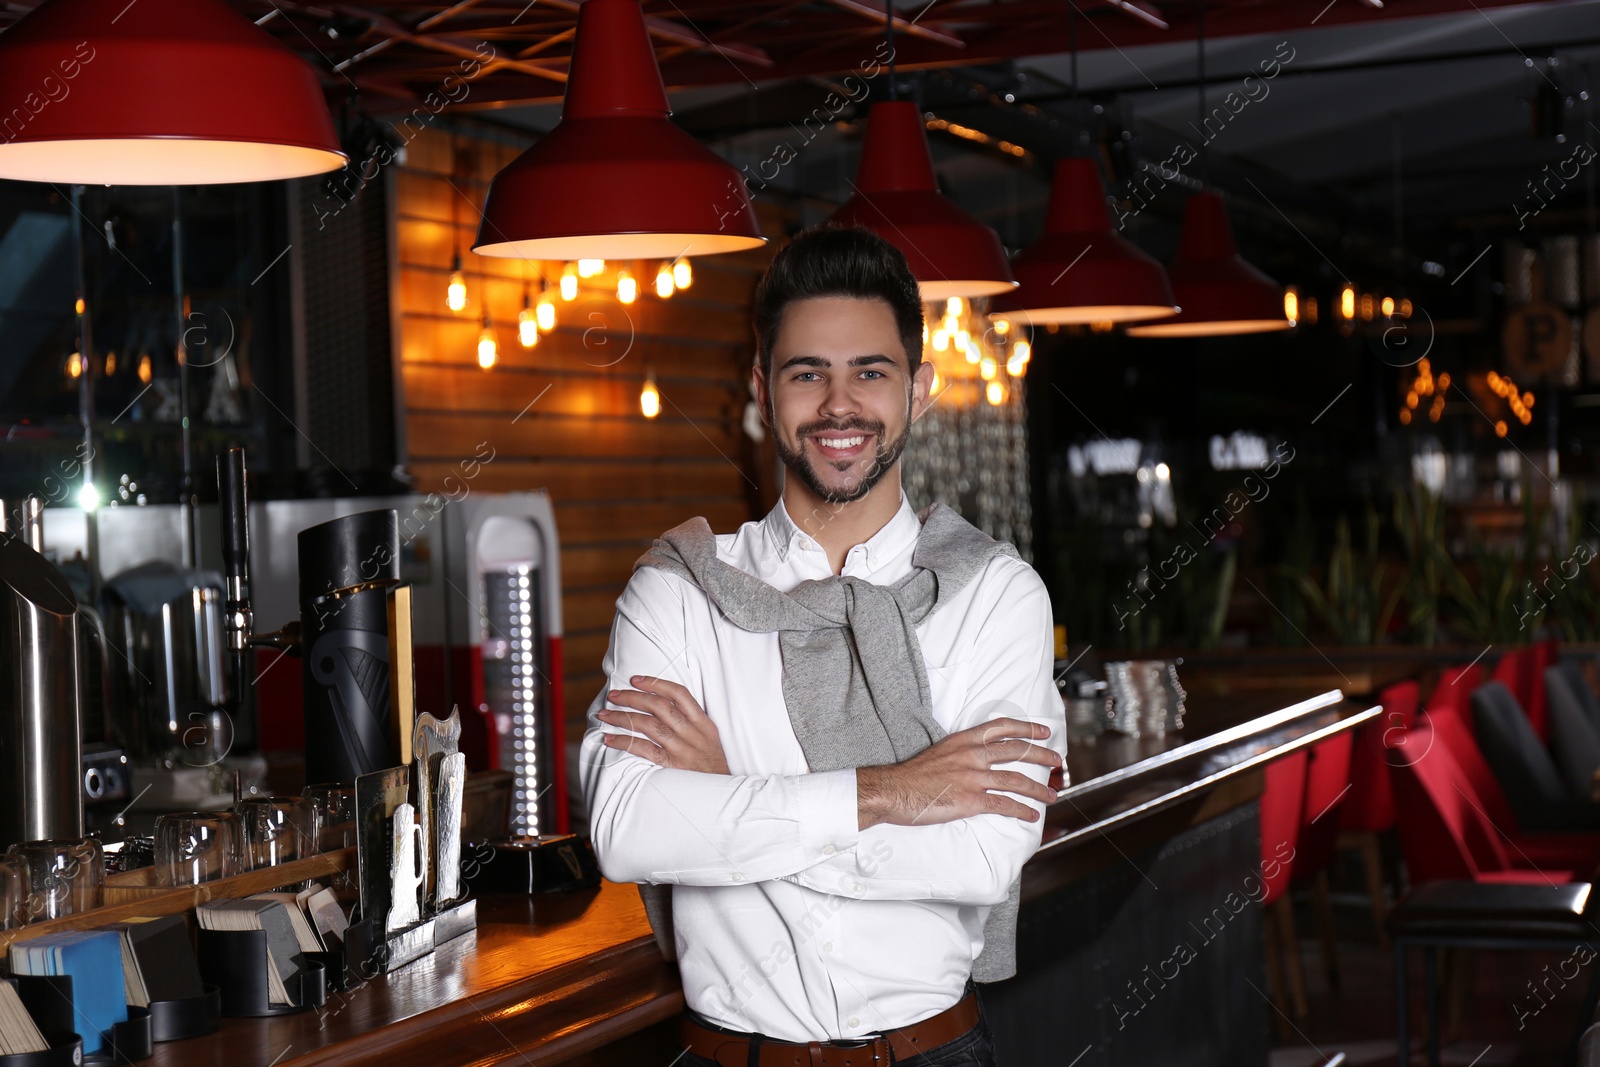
[578,564,1066,906]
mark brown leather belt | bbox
[680,991,980,1067]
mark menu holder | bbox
[195,929,326,1017]
[342,913,435,978]
[7,976,150,1065]
[461,835,601,895]
[146,986,221,1043]
[431,897,477,948]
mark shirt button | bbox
[731,872,744,882]
[822,941,833,953]
[847,1016,860,1028]
[852,883,864,894]
[823,844,837,856]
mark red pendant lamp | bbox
[0,0,345,185]
[1125,191,1292,337]
[826,100,1015,301]
[474,0,763,260]
[992,158,1177,326]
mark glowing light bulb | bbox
[979,357,997,381]
[956,329,971,353]
[560,264,579,301]
[1013,339,1031,363]
[1006,352,1027,377]
[536,293,556,331]
[104,351,116,376]
[578,258,605,278]
[1359,294,1375,321]
[672,258,692,289]
[74,297,84,315]
[655,263,675,299]
[78,481,98,512]
[66,351,82,379]
[1381,296,1395,317]
[446,255,468,313]
[985,380,1005,406]
[1494,420,1508,437]
[616,269,637,304]
[942,313,959,334]
[640,369,660,418]
[932,330,949,352]
[1399,298,1413,318]
[994,319,1010,335]
[1340,284,1356,320]
[1284,287,1299,325]
[138,353,152,384]
[477,324,498,370]
[1399,408,1412,425]
[946,296,964,318]
[518,307,539,349]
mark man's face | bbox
[754,295,932,505]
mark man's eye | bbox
[860,370,884,380]
[795,372,820,381]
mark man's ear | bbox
[751,360,773,427]
[910,359,936,423]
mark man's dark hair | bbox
[753,225,924,383]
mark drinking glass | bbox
[154,811,244,887]
[0,854,29,929]
[303,783,357,852]
[240,796,319,868]
[7,837,104,919]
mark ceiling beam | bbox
[822,0,965,49]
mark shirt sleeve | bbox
[776,558,1066,906]
[579,566,862,887]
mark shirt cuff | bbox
[799,767,861,860]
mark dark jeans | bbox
[679,991,998,1067]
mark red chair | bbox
[1425,664,1483,737]
[1262,749,1310,1021]
[1492,640,1559,740]
[1294,730,1355,987]
[1385,720,1574,885]
[1425,705,1600,871]
[1338,679,1419,941]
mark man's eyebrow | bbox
[776,353,898,371]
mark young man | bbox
[579,226,1066,1066]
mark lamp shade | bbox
[0,0,346,185]
[1126,192,1291,337]
[474,0,763,260]
[826,100,1015,302]
[992,158,1178,326]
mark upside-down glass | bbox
[302,783,356,852]
[6,837,104,919]
[0,854,29,929]
[240,796,319,868]
[154,811,244,887]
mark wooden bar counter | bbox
[115,683,1378,1067]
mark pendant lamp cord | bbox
[1069,4,1078,102]
[1195,0,1208,189]
[884,0,897,100]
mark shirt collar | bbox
[763,488,921,572]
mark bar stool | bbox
[1389,880,1600,1067]
[1262,748,1311,1022]
[1338,680,1419,943]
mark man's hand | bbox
[856,718,1060,831]
[597,675,731,774]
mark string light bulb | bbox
[672,257,692,290]
[66,351,82,379]
[104,351,116,376]
[1339,284,1356,321]
[1381,296,1395,317]
[616,268,637,304]
[1283,287,1299,326]
[518,290,539,349]
[578,258,605,278]
[1006,352,1027,377]
[536,280,556,331]
[560,263,579,301]
[138,353,152,384]
[655,262,675,299]
[640,367,660,418]
[979,356,997,381]
[985,380,1005,406]
[932,330,949,352]
[477,318,499,370]
[1013,339,1031,364]
[447,252,468,313]
[946,296,964,318]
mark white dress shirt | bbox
[579,488,1066,1043]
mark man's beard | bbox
[773,410,912,505]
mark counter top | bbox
[137,684,1380,1066]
